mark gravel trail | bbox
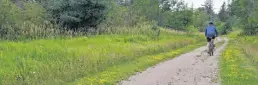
[119,37,228,85]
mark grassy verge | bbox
[0,32,205,85]
[215,39,225,47]
[71,42,206,85]
[220,33,258,85]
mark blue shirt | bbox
[205,25,218,37]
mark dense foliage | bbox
[0,0,46,40]
[229,0,258,35]
[42,0,106,31]
[0,0,218,40]
[2,0,256,39]
[217,1,232,35]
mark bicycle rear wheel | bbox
[208,39,214,56]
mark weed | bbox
[0,32,205,85]
[220,34,258,85]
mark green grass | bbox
[220,33,258,85]
[215,39,225,47]
[71,41,206,85]
[0,32,205,85]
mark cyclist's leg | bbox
[212,36,216,47]
[206,37,211,50]
[206,37,210,42]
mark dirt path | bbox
[119,37,228,85]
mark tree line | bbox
[230,0,258,35]
[2,0,254,40]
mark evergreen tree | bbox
[218,2,228,22]
[44,0,106,31]
[203,0,214,21]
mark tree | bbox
[159,0,193,30]
[117,0,134,6]
[13,0,24,9]
[230,0,258,35]
[203,0,214,21]
[218,2,228,22]
[132,0,160,22]
[193,7,209,32]
[217,1,232,35]
[43,0,106,31]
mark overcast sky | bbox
[183,0,228,13]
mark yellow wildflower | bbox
[87,78,96,82]
[0,52,2,57]
[241,74,245,79]
[153,56,163,60]
[99,79,108,84]
[228,73,232,77]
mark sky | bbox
[183,0,228,13]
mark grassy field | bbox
[0,30,205,85]
[220,32,258,85]
[72,39,205,85]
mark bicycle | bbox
[208,38,215,56]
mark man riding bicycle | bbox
[205,21,218,47]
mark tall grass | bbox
[0,29,204,84]
[220,32,258,85]
[0,2,205,84]
[73,42,206,85]
[0,1,207,84]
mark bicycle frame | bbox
[208,38,215,56]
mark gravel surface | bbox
[119,38,228,85]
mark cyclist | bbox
[205,21,218,47]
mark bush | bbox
[185,25,199,33]
[0,1,72,40]
[221,21,232,35]
[43,0,106,30]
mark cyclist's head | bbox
[209,21,213,25]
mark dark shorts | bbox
[206,36,215,42]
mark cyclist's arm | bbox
[215,28,218,37]
[205,28,207,37]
